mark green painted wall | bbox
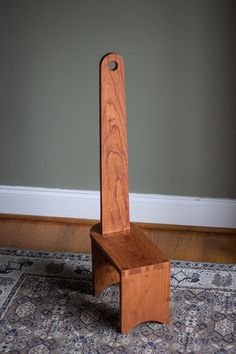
[0,0,236,198]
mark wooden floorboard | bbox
[0,218,235,263]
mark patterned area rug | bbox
[0,249,235,354]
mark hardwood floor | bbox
[0,217,235,263]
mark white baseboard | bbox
[0,185,236,228]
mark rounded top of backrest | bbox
[100,53,124,74]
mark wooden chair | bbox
[90,53,170,333]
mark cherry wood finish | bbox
[100,54,130,235]
[91,223,170,333]
[91,223,168,274]
[91,241,119,296]
[90,53,170,333]
[120,262,170,333]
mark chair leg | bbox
[120,262,170,334]
[91,240,120,296]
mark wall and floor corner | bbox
[0,1,236,228]
[0,186,236,228]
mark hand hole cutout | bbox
[108,61,118,71]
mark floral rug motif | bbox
[0,248,235,353]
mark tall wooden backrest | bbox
[100,53,130,235]
[91,53,170,333]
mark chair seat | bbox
[90,223,168,276]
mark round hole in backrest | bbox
[108,61,118,71]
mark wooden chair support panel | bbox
[90,223,170,333]
[91,241,120,296]
[90,53,170,333]
[120,262,170,333]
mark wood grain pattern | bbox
[100,53,130,235]
[96,53,170,332]
[1,214,235,234]
[91,223,170,332]
[120,262,170,333]
[91,241,119,296]
[1,217,235,263]
[91,223,168,275]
